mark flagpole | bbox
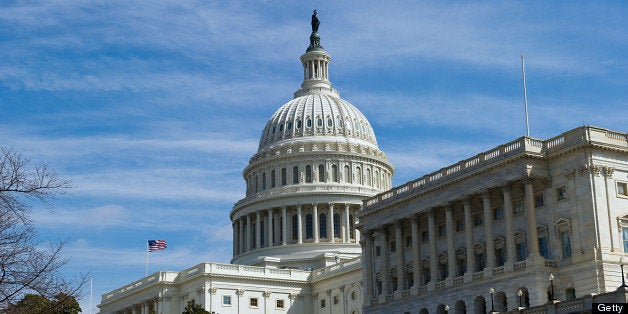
[521,53,530,137]
[145,239,148,278]
[89,276,93,314]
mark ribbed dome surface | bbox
[258,94,377,151]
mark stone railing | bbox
[514,260,527,270]
[101,262,311,304]
[311,256,362,278]
[362,126,627,213]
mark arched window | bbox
[327,117,333,127]
[318,164,325,182]
[306,117,312,128]
[338,118,343,128]
[366,168,372,186]
[306,214,313,239]
[292,214,298,241]
[305,165,312,183]
[317,117,323,127]
[374,170,380,188]
[332,164,338,182]
[320,213,327,238]
[262,172,266,190]
[293,166,299,184]
[356,167,362,185]
[287,121,293,130]
[279,123,283,132]
[281,168,287,186]
[255,174,259,192]
[296,119,302,130]
[344,165,350,183]
[270,170,276,187]
[333,213,340,238]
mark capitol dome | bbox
[258,94,378,152]
[230,14,394,268]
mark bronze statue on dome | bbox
[311,10,320,32]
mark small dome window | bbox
[272,126,276,134]
[338,118,343,128]
[306,118,312,128]
[317,117,323,127]
[279,123,284,132]
[287,121,293,130]
[327,117,333,127]
[296,119,302,129]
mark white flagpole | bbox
[145,239,148,278]
[89,276,93,314]
[521,53,530,137]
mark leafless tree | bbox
[0,147,87,309]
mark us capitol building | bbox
[98,12,628,314]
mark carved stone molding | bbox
[263,291,271,298]
[564,168,577,180]
[196,287,205,295]
[289,293,299,300]
[236,289,245,296]
[603,166,615,178]
[209,287,217,295]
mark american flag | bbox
[148,240,167,252]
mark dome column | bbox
[281,206,287,245]
[343,204,350,243]
[328,203,335,243]
[245,214,251,252]
[255,211,261,249]
[267,208,274,248]
[239,218,244,254]
[297,205,303,244]
[313,204,320,243]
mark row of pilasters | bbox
[363,179,541,299]
[303,58,328,81]
[233,203,361,256]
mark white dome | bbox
[258,94,378,152]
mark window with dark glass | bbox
[318,164,325,182]
[617,182,627,197]
[262,172,266,190]
[535,194,544,207]
[305,165,312,183]
[538,237,549,258]
[292,215,298,240]
[457,257,466,276]
[455,219,464,232]
[495,247,506,266]
[332,164,338,182]
[473,213,483,226]
[306,214,313,239]
[281,168,287,185]
[516,242,527,261]
[271,170,276,187]
[561,231,572,258]
[556,186,567,200]
[250,298,258,308]
[493,207,503,220]
[475,252,486,271]
[293,166,299,184]
[333,213,340,237]
[319,213,327,238]
[422,231,429,243]
[513,200,524,214]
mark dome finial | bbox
[307,10,323,52]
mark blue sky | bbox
[1,1,627,312]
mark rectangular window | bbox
[375,245,381,257]
[438,225,446,237]
[495,247,506,266]
[618,181,628,197]
[422,231,429,243]
[473,213,483,227]
[538,237,549,258]
[333,296,339,305]
[561,231,572,259]
[623,227,628,253]
[405,236,412,247]
[493,207,503,220]
[422,266,431,284]
[513,200,524,214]
[222,296,232,306]
[456,257,466,276]
[565,288,576,301]
[475,252,486,271]
[250,298,258,308]
[390,241,396,252]
[455,219,464,232]
[556,186,567,201]
[516,242,527,261]
[320,299,326,308]
[276,299,285,309]
[535,194,544,208]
